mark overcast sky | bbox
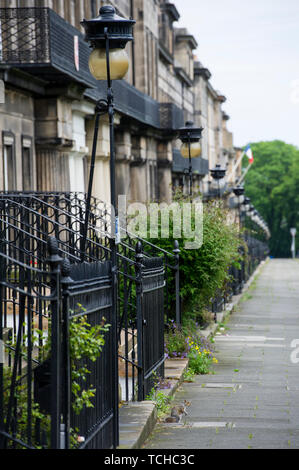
[173,0,299,149]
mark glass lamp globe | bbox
[180,141,201,159]
[88,47,129,80]
[177,121,203,158]
[81,5,135,80]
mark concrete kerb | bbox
[117,258,268,450]
[118,357,189,450]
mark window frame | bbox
[2,131,16,191]
[21,135,33,192]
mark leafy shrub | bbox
[145,197,242,324]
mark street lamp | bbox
[233,185,245,198]
[177,121,203,200]
[210,164,226,199]
[242,197,250,212]
[80,5,135,447]
[240,196,250,226]
[81,5,135,257]
[290,227,296,259]
[233,185,244,230]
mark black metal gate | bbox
[0,234,118,449]
[60,258,118,449]
[0,191,178,447]
[118,238,176,402]
[139,256,165,398]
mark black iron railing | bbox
[0,237,55,449]
[209,236,269,319]
[0,8,51,64]
[0,191,179,447]
[172,148,209,177]
[204,183,229,200]
[0,7,164,130]
[61,257,117,449]
[0,189,269,448]
[0,225,118,449]
[117,229,180,401]
[159,103,184,130]
[244,234,269,281]
[0,8,93,86]
[135,247,165,399]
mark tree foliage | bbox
[243,140,299,257]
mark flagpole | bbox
[227,151,245,183]
[237,161,252,185]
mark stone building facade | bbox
[0,0,241,208]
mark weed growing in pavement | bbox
[164,319,218,375]
[188,341,218,375]
[182,368,196,382]
[145,388,173,418]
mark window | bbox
[22,136,33,191]
[2,132,15,191]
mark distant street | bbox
[144,259,299,449]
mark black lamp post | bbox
[177,121,203,200]
[210,164,226,199]
[81,5,135,448]
[81,5,135,257]
[240,196,251,230]
[242,197,251,212]
[233,185,244,198]
[233,185,244,229]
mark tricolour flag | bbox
[244,144,254,164]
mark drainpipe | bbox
[130,0,136,86]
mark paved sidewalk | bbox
[143,259,299,449]
[118,359,188,449]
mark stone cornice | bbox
[163,2,180,22]
[130,157,147,167]
[194,62,212,80]
[174,67,193,87]
[217,93,226,103]
[35,137,73,149]
[159,43,174,65]
[174,28,198,50]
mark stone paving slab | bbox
[118,260,267,449]
[118,358,188,449]
[117,285,245,450]
[143,259,299,450]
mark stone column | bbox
[69,100,95,193]
[130,135,147,203]
[85,114,111,205]
[34,96,73,192]
[35,146,71,191]
[157,141,172,203]
[115,130,132,200]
